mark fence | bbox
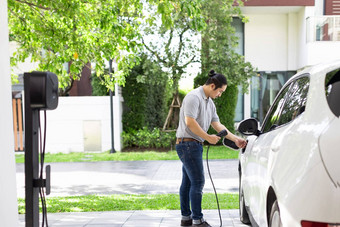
[12,98,24,151]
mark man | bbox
[176,70,247,227]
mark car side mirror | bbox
[238,118,260,136]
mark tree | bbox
[141,1,207,129]
[8,0,205,93]
[142,0,255,129]
[201,0,255,91]
[196,0,256,132]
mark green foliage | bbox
[8,0,207,91]
[201,0,256,93]
[8,0,142,91]
[122,127,176,149]
[122,55,171,131]
[194,73,238,134]
[91,72,110,96]
[213,85,238,134]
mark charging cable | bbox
[38,110,48,227]
[206,129,228,227]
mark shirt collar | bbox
[199,86,209,100]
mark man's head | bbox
[204,70,227,99]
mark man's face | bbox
[210,84,227,99]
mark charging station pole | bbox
[24,76,40,227]
[24,72,58,227]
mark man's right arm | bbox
[185,116,220,144]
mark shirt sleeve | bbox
[183,94,200,119]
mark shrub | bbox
[91,70,110,96]
[122,127,176,149]
[122,55,171,131]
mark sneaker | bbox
[181,219,193,226]
[192,221,212,227]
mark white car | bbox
[236,61,340,227]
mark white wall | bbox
[245,14,289,71]
[297,7,308,69]
[287,12,298,70]
[0,0,19,225]
[44,96,123,153]
[307,42,340,65]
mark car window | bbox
[278,77,310,125]
[262,85,291,133]
[325,69,340,117]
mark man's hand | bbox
[206,134,221,145]
[235,137,247,149]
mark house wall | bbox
[307,41,340,65]
[0,0,19,225]
[244,14,290,71]
[243,5,340,71]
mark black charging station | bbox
[24,71,58,227]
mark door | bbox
[83,120,102,152]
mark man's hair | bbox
[205,70,227,90]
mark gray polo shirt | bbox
[176,86,220,142]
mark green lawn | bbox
[15,146,239,163]
[17,193,239,214]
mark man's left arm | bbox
[211,121,247,149]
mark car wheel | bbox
[239,172,250,224]
[269,200,283,227]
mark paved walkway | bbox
[16,160,240,197]
[16,160,248,226]
[18,210,247,227]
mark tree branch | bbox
[174,24,190,67]
[142,37,168,65]
[8,8,27,25]
[181,55,196,69]
[164,28,174,59]
[14,0,51,10]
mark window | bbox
[261,76,310,134]
[262,85,290,133]
[325,69,340,117]
[278,77,310,125]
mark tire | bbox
[269,200,283,227]
[239,171,250,224]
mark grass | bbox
[15,146,239,163]
[17,193,239,214]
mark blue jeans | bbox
[176,141,205,220]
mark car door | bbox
[243,84,291,226]
[243,76,310,226]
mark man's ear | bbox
[210,83,216,90]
